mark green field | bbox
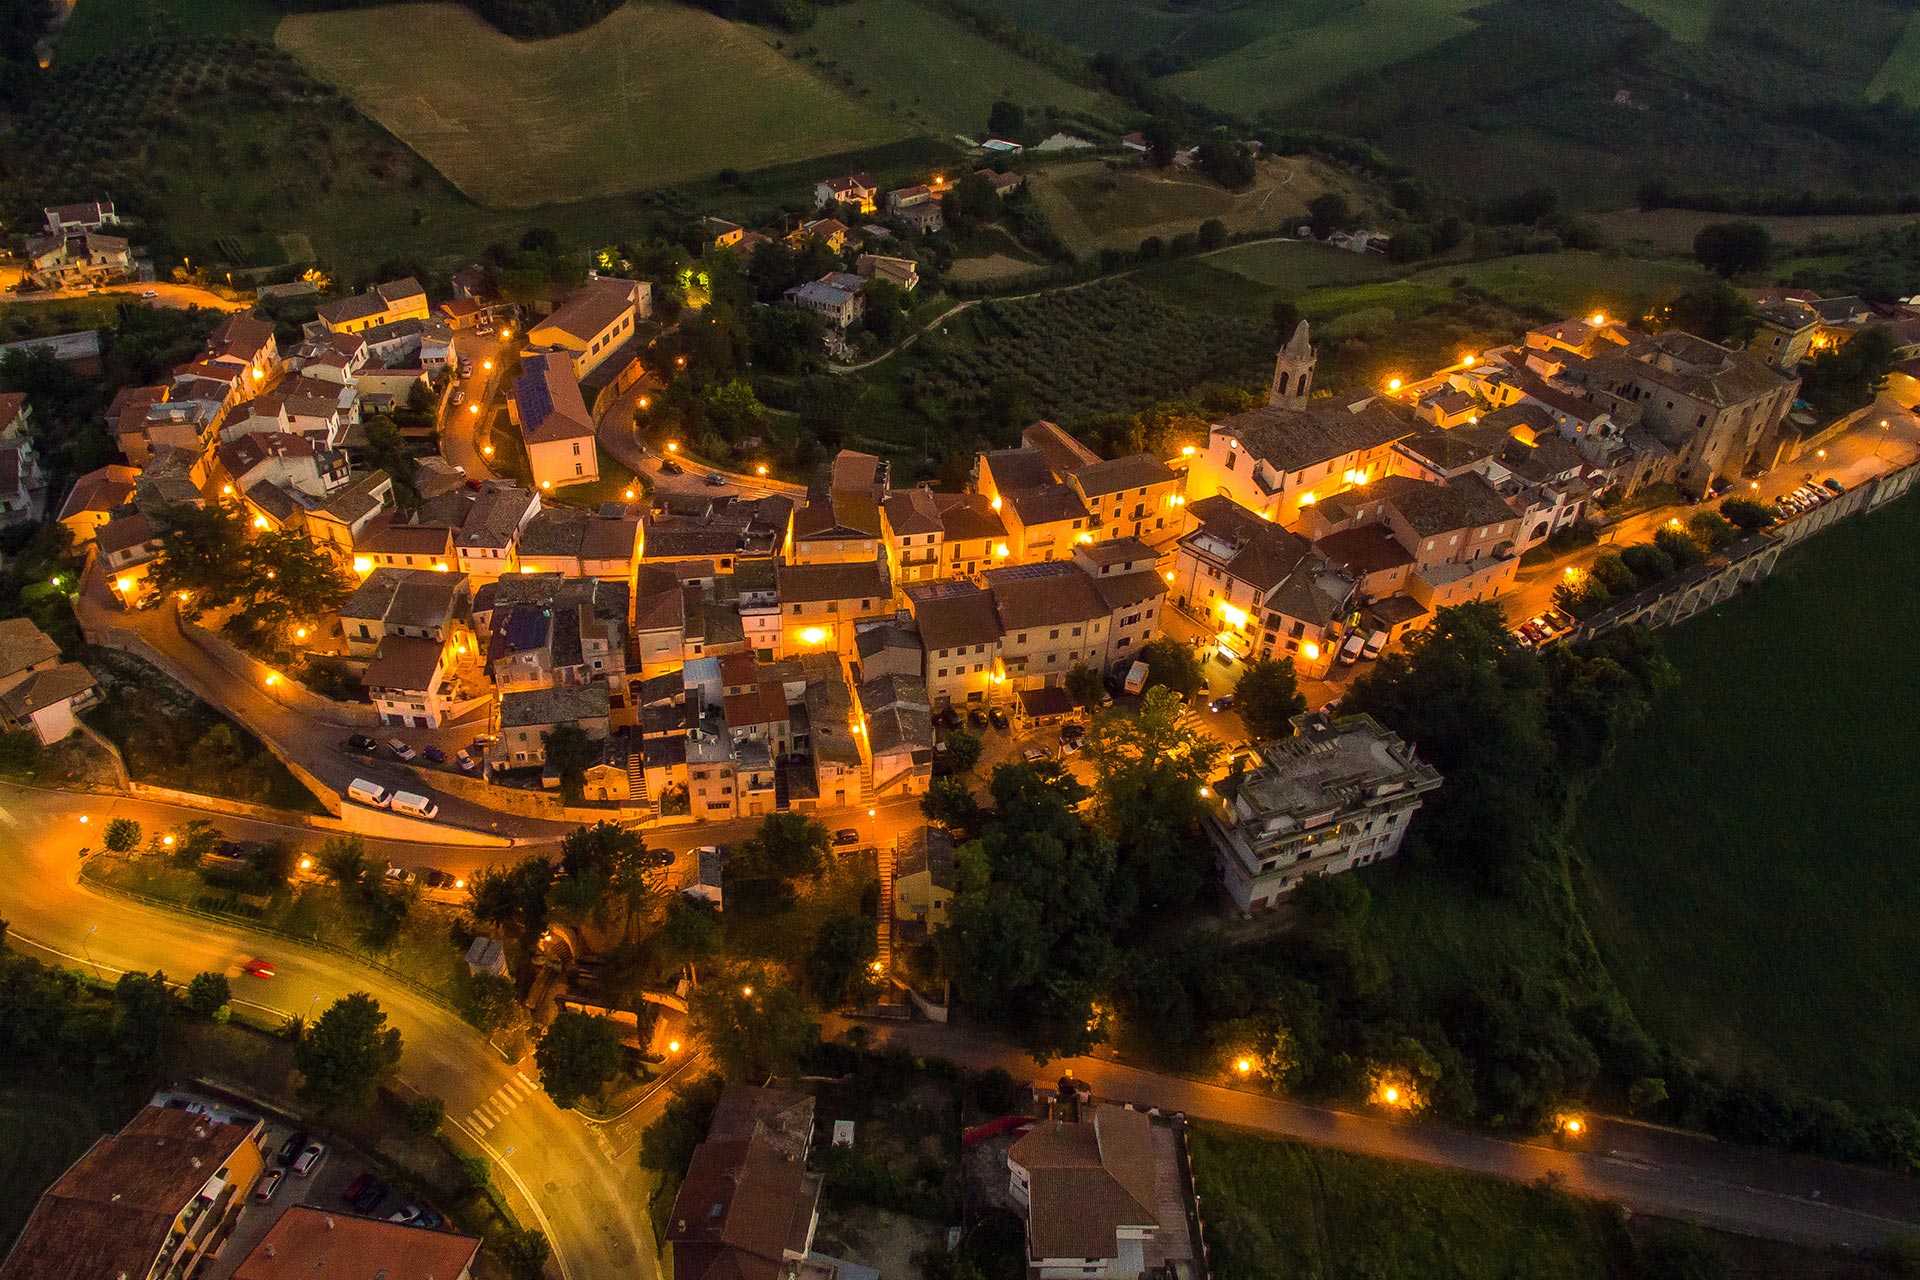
[782,0,1117,138]
[982,0,1281,62]
[1868,10,1920,102]
[1168,0,1481,116]
[1026,156,1365,256]
[1408,252,1705,320]
[1618,0,1714,40]
[55,0,282,62]
[0,1086,133,1249]
[1190,1125,1615,1280]
[1576,493,1920,1109]
[278,1,911,207]
[1204,239,1399,290]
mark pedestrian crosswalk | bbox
[466,1070,539,1133]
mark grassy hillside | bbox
[1167,0,1481,116]
[779,0,1118,139]
[277,1,910,207]
[1576,492,1920,1109]
[55,0,282,61]
[1190,1125,1617,1280]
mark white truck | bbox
[1336,632,1367,665]
[390,790,440,820]
[347,778,393,808]
[1123,660,1149,695]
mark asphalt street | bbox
[0,782,659,1280]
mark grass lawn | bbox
[1189,1124,1618,1280]
[0,1084,138,1249]
[1204,239,1400,291]
[1168,0,1482,116]
[1575,492,1920,1109]
[55,0,282,62]
[0,297,124,344]
[1025,156,1363,256]
[545,448,644,510]
[784,0,1118,139]
[722,850,878,971]
[277,1,911,208]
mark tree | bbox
[861,278,909,345]
[806,913,879,1006]
[184,971,231,1018]
[111,970,174,1071]
[542,724,597,804]
[1064,663,1105,711]
[317,834,375,890]
[103,818,141,854]
[464,971,521,1032]
[1799,326,1899,417]
[1233,657,1306,742]
[149,502,251,614]
[294,992,403,1110]
[987,100,1025,141]
[536,1010,625,1107]
[943,727,983,774]
[467,855,556,943]
[732,812,828,880]
[495,1227,554,1280]
[404,1094,445,1135]
[1694,221,1772,278]
[1142,117,1180,168]
[1196,138,1256,191]
[1198,218,1229,251]
[688,968,819,1081]
[1688,510,1740,552]
[1272,300,1304,348]
[921,775,981,832]
[1082,687,1223,910]
[1720,497,1774,531]
[1133,636,1204,700]
[641,1073,725,1173]
[1662,279,1756,345]
[1652,527,1704,570]
[1307,193,1350,240]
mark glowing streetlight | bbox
[482,444,495,457]
[49,576,61,588]
[77,814,89,824]
[675,355,686,368]
[756,464,768,476]
[1164,570,1175,582]
[115,576,135,594]
[867,808,876,818]
[482,358,493,371]
[353,557,373,574]
[668,1039,682,1053]
[1199,786,1211,798]
[1301,642,1320,661]
[162,834,175,847]
[221,484,234,495]
[638,397,650,409]
[299,856,313,871]
[1590,312,1607,326]
[741,985,754,998]
[468,404,480,415]
[1461,353,1476,366]
[624,489,636,500]
[993,542,1010,558]
[1180,444,1196,456]
[252,514,270,530]
[295,626,308,640]
[666,442,679,453]
[1235,1057,1253,1076]
[264,672,281,686]
[540,480,552,490]
[1386,377,1402,392]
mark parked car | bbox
[1208,694,1234,714]
[422,745,446,765]
[343,734,378,753]
[277,1130,308,1165]
[388,738,417,760]
[420,868,456,890]
[456,749,477,773]
[659,457,683,476]
[450,388,464,407]
[1022,747,1049,764]
[1822,477,1846,495]
[1059,721,1086,742]
[140,289,159,299]
[458,358,473,377]
[965,708,988,729]
[705,471,726,487]
[292,1142,328,1177]
[344,1174,388,1214]
[988,708,1010,732]
[1058,734,1081,755]
[254,1170,284,1202]
[831,828,861,848]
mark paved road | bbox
[1501,400,1920,624]
[441,331,513,483]
[595,380,806,504]
[76,576,576,842]
[3,280,246,312]
[0,783,657,1280]
[866,1018,1920,1251]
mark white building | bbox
[1208,712,1442,912]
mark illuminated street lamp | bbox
[675,355,686,368]
[666,442,679,453]
[756,464,768,476]
[741,985,754,998]
[1234,1057,1253,1076]
[668,1039,682,1053]
[482,444,495,457]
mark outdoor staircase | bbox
[625,744,648,808]
[870,837,909,1019]
[773,760,791,811]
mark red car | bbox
[242,959,277,979]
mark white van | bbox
[347,778,393,808]
[1360,630,1388,660]
[1123,661,1149,695]
[1336,632,1367,665]
[390,791,439,820]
